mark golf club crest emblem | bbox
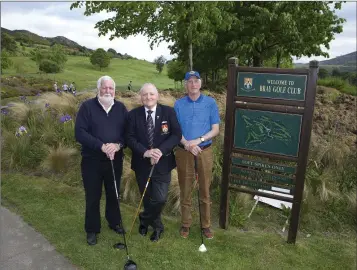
[241,77,255,92]
[161,121,169,134]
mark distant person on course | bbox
[75,75,128,246]
[69,82,76,93]
[53,81,58,92]
[128,80,132,91]
[174,70,220,240]
[62,82,68,92]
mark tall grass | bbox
[1,90,356,233]
[318,76,357,96]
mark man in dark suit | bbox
[126,83,182,242]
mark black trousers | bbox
[81,156,123,233]
[135,170,170,231]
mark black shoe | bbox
[150,229,163,242]
[109,224,125,234]
[87,233,97,245]
[139,224,148,236]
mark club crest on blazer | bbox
[161,121,169,134]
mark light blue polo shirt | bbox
[174,94,220,146]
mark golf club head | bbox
[124,259,137,270]
[198,243,207,252]
[113,242,126,250]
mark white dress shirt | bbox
[144,105,157,127]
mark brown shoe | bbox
[202,228,214,239]
[180,226,190,238]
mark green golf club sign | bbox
[237,72,307,101]
[234,109,302,157]
[220,58,319,244]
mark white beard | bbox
[98,94,114,107]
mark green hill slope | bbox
[2,56,175,91]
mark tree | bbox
[332,68,341,77]
[154,55,166,73]
[39,59,61,73]
[90,48,111,70]
[30,44,67,71]
[108,48,117,55]
[318,68,329,79]
[70,1,235,70]
[1,33,18,54]
[48,44,68,70]
[1,50,13,72]
[225,2,345,66]
[167,59,186,87]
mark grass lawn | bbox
[2,173,356,270]
[2,56,175,91]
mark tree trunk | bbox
[253,56,263,67]
[276,50,281,68]
[248,58,253,67]
[188,41,193,71]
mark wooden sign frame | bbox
[219,57,319,244]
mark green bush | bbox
[318,77,357,96]
[39,59,60,73]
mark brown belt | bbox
[178,144,211,150]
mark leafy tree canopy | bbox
[1,32,18,54]
[90,48,111,70]
[154,55,166,74]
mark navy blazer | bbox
[126,104,182,175]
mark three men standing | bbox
[75,75,128,245]
[76,71,219,245]
[126,83,182,242]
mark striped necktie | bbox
[147,110,154,148]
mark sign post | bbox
[219,57,319,243]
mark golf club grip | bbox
[149,163,155,178]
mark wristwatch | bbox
[200,136,205,142]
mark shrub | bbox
[39,59,60,73]
[318,77,357,96]
[41,143,78,173]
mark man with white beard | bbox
[75,75,128,245]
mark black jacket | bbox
[126,104,182,175]
[75,97,128,160]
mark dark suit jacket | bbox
[126,104,182,176]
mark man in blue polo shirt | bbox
[174,71,220,239]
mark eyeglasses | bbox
[186,79,200,84]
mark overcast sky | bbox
[1,1,356,63]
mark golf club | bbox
[110,160,138,270]
[129,164,156,237]
[194,156,207,253]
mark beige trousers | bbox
[175,146,213,228]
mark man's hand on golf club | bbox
[101,143,121,160]
[143,148,162,164]
[184,139,202,156]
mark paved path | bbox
[1,206,77,270]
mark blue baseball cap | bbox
[184,71,201,80]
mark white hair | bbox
[139,83,158,95]
[97,75,116,91]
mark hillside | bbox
[320,51,356,66]
[1,56,174,96]
[294,51,356,72]
[1,27,91,52]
